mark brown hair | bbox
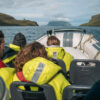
[15,41,49,72]
[13,32,26,48]
[47,36,60,46]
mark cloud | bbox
[56,18,70,21]
[12,13,44,18]
[38,21,48,25]
[0,0,100,25]
[52,17,70,22]
[0,0,14,8]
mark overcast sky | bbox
[0,0,100,26]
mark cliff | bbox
[0,13,38,26]
[80,14,100,26]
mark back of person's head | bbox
[0,31,4,45]
[15,41,49,72]
[13,32,26,48]
[47,36,60,46]
[47,30,52,35]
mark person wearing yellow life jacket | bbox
[2,32,26,67]
[0,67,15,100]
[0,31,16,99]
[46,35,73,72]
[13,41,70,100]
[0,30,7,68]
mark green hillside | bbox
[0,13,38,26]
[80,14,100,26]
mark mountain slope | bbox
[81,14,100,26]
[0,13,38,26]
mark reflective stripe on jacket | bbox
[46,47,73,71]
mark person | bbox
[47,30,52,36]
[83,80,100,100]
[2,32,27,67]
[0,67,15,100]
[0,30,15,100]
[46,35,73,72]
[13,41,70,100]
[0,30,6,68]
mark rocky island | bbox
[81,14,100,26]
[47,20,71,26]
[0,13,38,26]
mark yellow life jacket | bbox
[0,67,15,99]
[13,57,70,100]
[9,44,20,52]
[13,73,39,91]
[46,47,73,71]
[3,44,20,66]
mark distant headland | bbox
[0,13,38,26]
[47,20,71,26]
[80,14,100,26]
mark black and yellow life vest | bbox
[2,44,20,67]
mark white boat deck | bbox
[37,34,89,59]
[63,47,89,59]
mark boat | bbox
[36,28,100,100]
[37,28,100,60]
[1,28,100,100]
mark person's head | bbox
[13,32,26,48]
[47,36,60,46]
[15,41,48,72]
[47,30,52,35]
[0,31,5,58]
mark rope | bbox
[74,33,84,49]
[94,51,100,60]
[82,34,94,52]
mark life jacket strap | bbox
[47,70,63,83]
[17,71,30,82]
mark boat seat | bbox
[0,77,11,100]
[62,84,91,100]
[0,77,5,100]
[69,59,100,85]
[10,81,56,100]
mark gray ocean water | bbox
[0,26,100,46]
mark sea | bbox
[0,25,100,46]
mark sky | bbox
[0,0,100,26]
